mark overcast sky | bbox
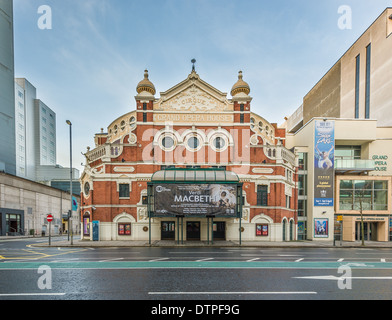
[12,0,392,173]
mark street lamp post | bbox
[66,120,73,245]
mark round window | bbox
[162,136,175,149]
[187,137,200,150]
[213,137,226,150]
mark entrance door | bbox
[356,222,378,241]
[161,222,175,240]
[213,222,226,240]
[187,222,200,241]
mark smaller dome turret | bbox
[136,69,156,96]
[231,71,250,97]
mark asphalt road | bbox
[1,237,392,302]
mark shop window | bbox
[339,179,388,211]
[118,223,131,235]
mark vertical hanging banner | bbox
[314,120,335,206]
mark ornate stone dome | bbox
[136,69,156,95]
[231,71,250,96]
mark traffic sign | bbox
[47,214,54,223]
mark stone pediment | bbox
[154,71,232,112]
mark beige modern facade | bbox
[287,8,392,133]
[286,118,392,242]
[284,8,392,242]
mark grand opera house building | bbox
[80,66,298,243]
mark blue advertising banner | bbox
[314,120,335,206]
[72,196,78,211]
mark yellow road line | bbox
[0,247,88,261]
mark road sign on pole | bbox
[47,215,53,246]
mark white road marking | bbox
[98,258,124,263]
[295,258,305,262]
[196,258,214,262]
[247,258,260,262]
[337,258,344,262]
[149,258,169,262]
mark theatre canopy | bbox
[148,169,243,218]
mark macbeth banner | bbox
[153,184,238,217]
[314,120,335,206]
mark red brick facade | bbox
[80,69,297,242]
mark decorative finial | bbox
[144,69,149,79]
[238,70,243,79]
[191,59,196,72]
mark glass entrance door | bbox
[161,221,175,240]
[213,222,226,240]
[187,222,200,240]
[356,222,378,241]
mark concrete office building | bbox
[14,78,56,179]
[0,0,16,175]
[284,8,392,242]
[14,78,80,192]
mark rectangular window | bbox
[339,179,388,211]
[365,43,371,119]
[142,196,148,205]
[335,145,361,160]
[298,175,307,196]
[298,153,308,171]
[298,199,307,217]
[257,185,268,206]
[240,114,244,124]
[240,104,244,111]
[143,112,147,123]
[286,195,291,209]
[355,54,360,119]
[119,184,130,198]
[143,103,147,110]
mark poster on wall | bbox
[83,217,90,236]
[314,120,335,206]
[314,218,329,238]
[256,224,269,237]
[154,184,238,217]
